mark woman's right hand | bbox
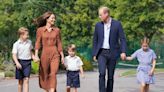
[34,55,40,63]
[34,50,40,63]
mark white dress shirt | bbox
[12,39,33,60]
[102,17,112,49]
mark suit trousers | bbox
[98,49,117,92]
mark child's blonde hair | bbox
[17,27,29,36]
[141,37,150,44]
[67,44,76,51]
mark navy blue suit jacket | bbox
[92,19,127,59]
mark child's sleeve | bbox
[78,57,83,66]
[30,40,33,50]
[12,43,17,54]
[152,50,157,60]
[131,50,138,59]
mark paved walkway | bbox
[0,69,164,92]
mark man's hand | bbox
[93,56,97,62]
[120,53,126,61]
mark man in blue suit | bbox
[92,6,127,92]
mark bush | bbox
[0,65,5,71]
[78,54,94,71]
[5,71,14,77]
[0,53,5,71]
[31,61,39,74]
[83,60,94,71]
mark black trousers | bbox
[98,49,117,92]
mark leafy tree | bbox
[0,0,163,61]
[106,0,164,41]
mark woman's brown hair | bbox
[33,11,54,27]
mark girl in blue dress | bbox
[126,37,157,92]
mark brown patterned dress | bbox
[35,26,63,90]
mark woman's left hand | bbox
[61,56,64,64]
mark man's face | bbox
[99,9,109,22]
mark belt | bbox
[67,70,80,72]
[100,48,110,51]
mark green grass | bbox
[120,68,164,77]
[120,69,136,77]
[155,68,164,72]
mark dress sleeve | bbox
[35,28,42,50]
[56,29,63,53]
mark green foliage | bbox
[59,0,101,48]
[0,53,4,67]
[5,71,14,77]
[82,59,94,71]
[0,0,163,67]
[78,54,94,71]
[31,61,39,74]
[106,0,164,41]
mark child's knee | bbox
[141,83,146,87]
[23,77,29,83]
[145,84,149,87]
[67,86,71,89]
[67,87,71,92]
[18,80,23,85]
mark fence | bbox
[78,41,164,68]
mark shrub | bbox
[5,71,14,77]
[31,61,39,74]
[78,54,94,71]
[82,60,94,71]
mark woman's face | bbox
[47,14,55,25]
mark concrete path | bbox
[0,69,164,92]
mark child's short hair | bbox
[17,27,29,36]
[67,44,76,51]
[141,37,150,44]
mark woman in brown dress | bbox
[34,11,64,92]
